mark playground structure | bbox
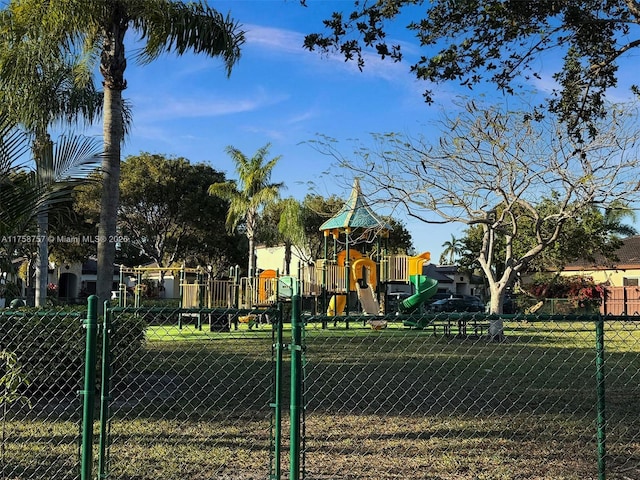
[310,248,436,317]
[114,179,439,321]
[308,178,438,318]
[113,265,204,308]
[113,263,293,313]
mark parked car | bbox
[429,296,485,313]
[484,296,518,314]
[430,292,455,301]
[502,296,518,314]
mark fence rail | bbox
[1,301,639,479]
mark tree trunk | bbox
[96,19,127,311]
[97,87,124,308]
[487,287,505,340]
[247,233,255,278]
[485,270,519,340]
[284,242,292,275]
[35,208,48,307]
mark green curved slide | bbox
[399,275,438,314]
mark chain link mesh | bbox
[103,306,279,480]
[1,307,639,479]
[301,315,640,480]
[0,310,84,480]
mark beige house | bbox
[561,236,640,315]
[255,244,311,275]
[561,236,640,286]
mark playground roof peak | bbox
[319,178,392,232]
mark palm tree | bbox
[208,144,284,278]
[8,0,245,305]
[0,11,103,305]
[277,198,307,275]
[439,234,464,265]
[603,201,637,239]
[0,115,102,283]
[0,116,33,258]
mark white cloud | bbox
[286,109,317,125]
[240,125,287,141]
[244,23,421,87]
[134,89,290,122]
[245,24,308,55]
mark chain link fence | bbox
[101,305,281,480]
[300,314,639,479]
[1,303,639,479]
[0,309,85,480]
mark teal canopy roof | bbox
[319,179,392,231]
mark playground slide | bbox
[327,294,347,316]
[278,276,295,300]
[399,275,438,314]
[356,284,380,315]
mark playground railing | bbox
[386,254,411,281]
[206,278,235,308]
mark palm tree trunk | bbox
[97,19,127,309]
[35,207,48,307]
[248,234,256,278]
[96,86,124,306]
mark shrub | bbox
[0,309,146,397]
[0,281,21,303]
[523,274,604,312]
[46,282,58,297]
[0,350,30,407]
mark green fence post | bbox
[270,302,284,480]
[595,314,606,480]
[322,231,328,325]
[197,271,203,330]
[80,295,98,480]
[98,301,112,479]
[290,280,302,480]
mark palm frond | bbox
[208,180,238,200]
[50,134,102,182]
[132,0,244,76]
[251,184,283,207]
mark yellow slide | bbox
[327,294,347,316]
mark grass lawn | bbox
[2,316,639,479]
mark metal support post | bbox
[289,281,302,480]
[98,301,112,478]
[270,302,284,479]
[595,315,607,480]
[178,266,185,328]
[80,295,98,480]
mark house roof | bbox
[424,264,454,283]
[564,235,640,271]
[319,178,392,231]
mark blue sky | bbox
[116,1,470,257]
[112,1,635,259]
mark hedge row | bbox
[0,309,146,397]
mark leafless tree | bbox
[311,101,640,337]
